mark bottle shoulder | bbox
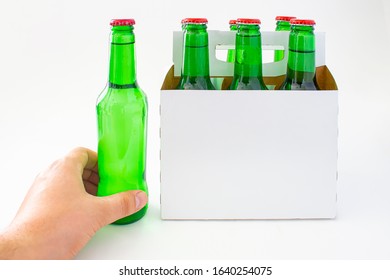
[279,79,318,90]
[97,84,147,107]
[230,76,267,90]
[177,76,215,90]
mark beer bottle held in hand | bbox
[96,19,148,224]
[274,16,296,62]
[230,18,267,90]
[177,18,215,90]
[279,19,319,90]
[227,19,237,63]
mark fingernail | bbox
[135,191,148,210]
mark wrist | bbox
[0,228,20,259]
[0,224,40,260]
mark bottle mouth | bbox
[237,18,261,25]
[290,19,316,26]
[275,16,296,22]
[110,19,135,26]
[182,18,208,24]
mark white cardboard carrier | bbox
[160,30,338,220]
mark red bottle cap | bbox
[182,18,208,24]
[110,19,136,26]
[229,19,237,25]
[237,18,261,25]
[290,19,316,26]
[275,16,297,22]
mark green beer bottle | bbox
[274,16,296,62]
[230,18,267,90]
[227,19,237,63]
[177,18,215,90]
[280,19,319,90]
[96,19,148,224]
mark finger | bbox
[66,147,98,174]
[84,181,98,195]
[97,190,148,225]
[82,169,100,185]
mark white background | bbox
[0,0,389,260]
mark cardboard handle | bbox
[173,30,325,77]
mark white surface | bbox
[161,91,338,219]
[0,0,389,259]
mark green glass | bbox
[96,23,148,225]
[227,21,237,63]
[230,22,267,90]
[177,22,215,90]
[274,20,292,62]
[280,23,319,90]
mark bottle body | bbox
[280,20,319,90]
[230,19,267,90]
[177,18,215,90]
[97,20,148,225]
[97,86,148,224]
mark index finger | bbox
[66,147,98,174]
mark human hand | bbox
[0,147,148,259]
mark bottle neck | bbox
[286,25,316,82]
[109,26,137,87]
[234,24,263,78]
[276,21,291,31]
[181,24,211,78]
[230,24,237,31]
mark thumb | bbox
[97,190,148,225]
